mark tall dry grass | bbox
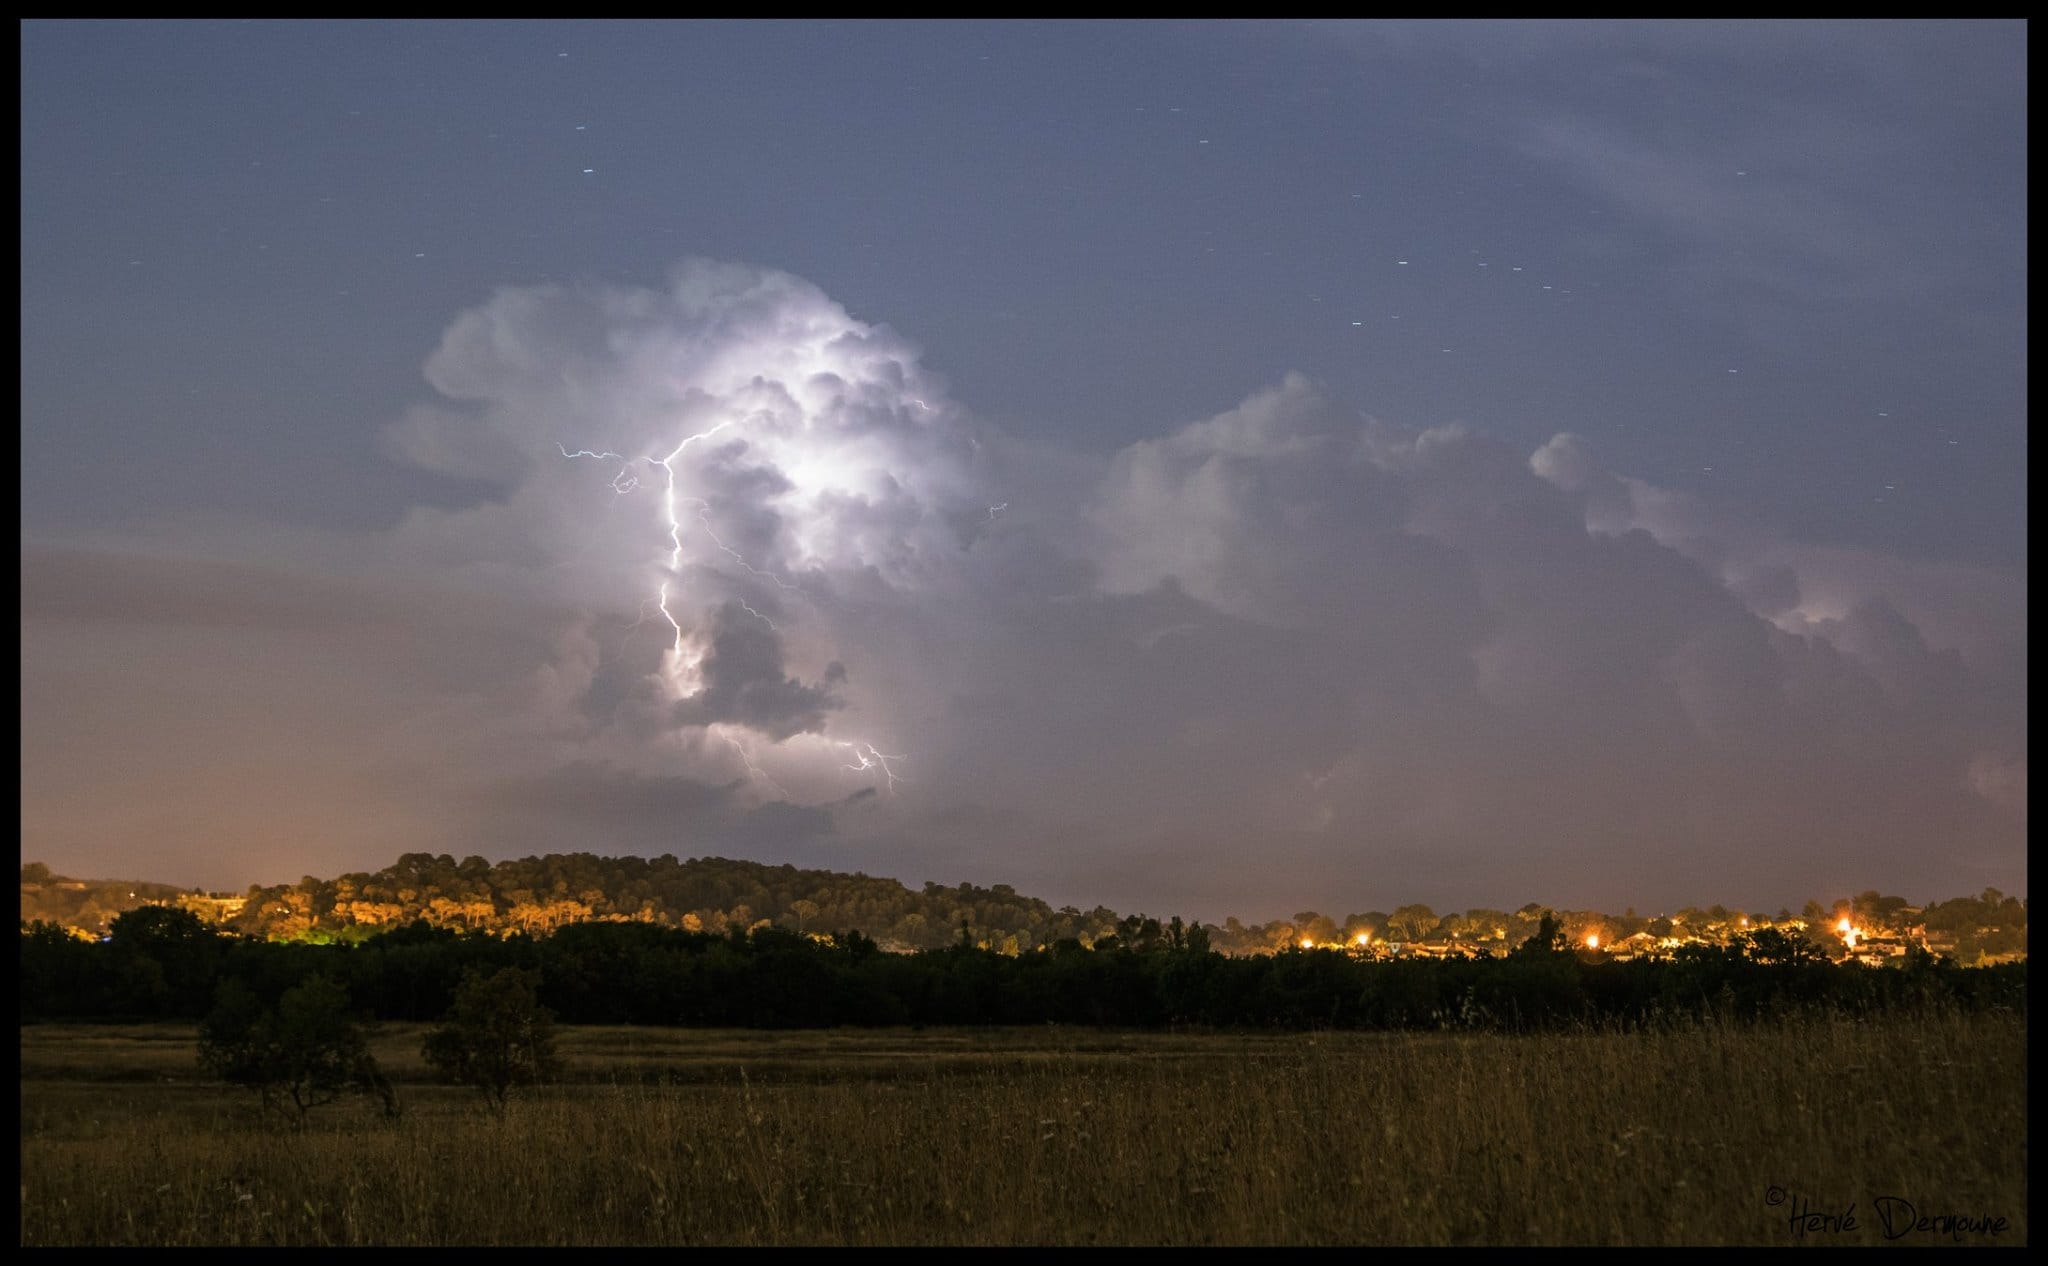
[19,1010,2026,1245]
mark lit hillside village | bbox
[1284,906,1997,968]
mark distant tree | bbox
[1386,904,1438,944]
[838,928,881,961]
[1293,912,1340,946]
[107,904,225,1015]
[422,966,563,1111]
[199,975,391,1123]
[1742,927,1830,967]
[107,902,214,951]
[1846,890,1912,931]
[1512,912,1567,957]
[1121,915,1164,952]
[1463,910,1512,943]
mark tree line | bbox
[20,904,2026,1034]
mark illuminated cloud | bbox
[380,260,993,801]
[670,604,845,742]
[20,263,2025,912]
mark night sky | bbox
[20,20,2026,918]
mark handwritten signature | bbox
[1764,1185,2013,1241]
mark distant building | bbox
[174,894,248,924]
[1613,931,1660,960]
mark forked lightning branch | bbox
[559,431,903,796]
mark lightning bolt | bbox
[837,741,905,792]
[986,502,1008,521]
[717,724,788,799]
[558,443,639,492]
[680,498,808,595]
[562,423,735,670]
[562,419,905,796]
[613,596,660,656]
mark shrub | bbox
[198,975,392,1122]
[422,966,564,1110]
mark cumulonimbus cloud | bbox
[29,259,2018,912]
[369,261,2026,909]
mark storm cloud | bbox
[19,262,2025,916]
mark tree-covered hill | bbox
[19,861,206,935]
[22,853,1134,953]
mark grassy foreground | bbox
[19,1012,2027,1245]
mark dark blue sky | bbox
[20,21,2027,912]
[23,20,2024,561]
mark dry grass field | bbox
[19,1011,2027,1245]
